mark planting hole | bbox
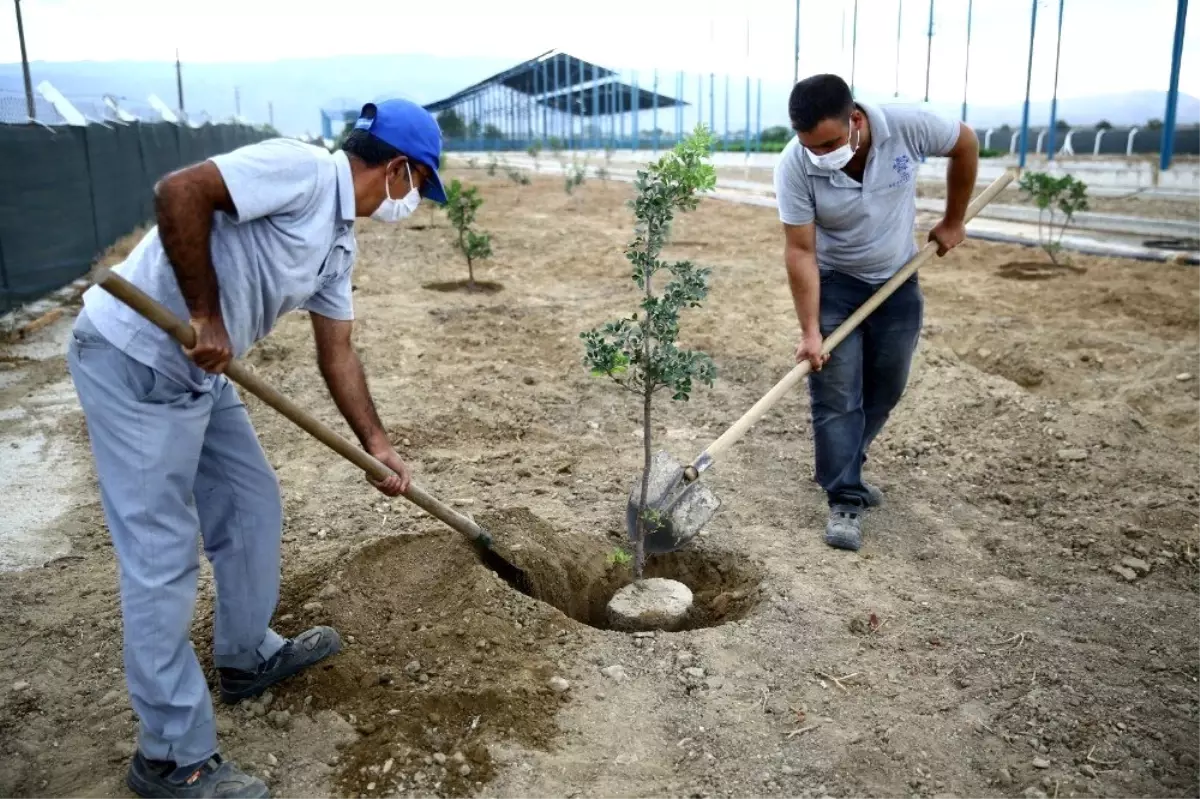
[421,279,504,294]
[478,508,764,631]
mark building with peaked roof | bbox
[422,50,687,151]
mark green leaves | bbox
[580,125,719,402]
[443,179,492,283]
[1017,171,1090,266]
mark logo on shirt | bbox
[888,155,912,188]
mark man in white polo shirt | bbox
[68,99,446,798]
[773,73,979,552]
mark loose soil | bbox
[0,171,1197,799]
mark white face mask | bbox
[371,161,421,223]
[805,123,861,170]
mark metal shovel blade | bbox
[625,450,722,554]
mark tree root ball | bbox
[606,578,694,632]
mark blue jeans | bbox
[67,310,286,766]
[808,270,923,507]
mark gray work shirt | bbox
[773,102,960,283]
[82,138,358,392]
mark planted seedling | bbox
[443,179,493,291]
[466,156,478,170]
[1017,171,1089,270]
[486,153,499,177]
[507,166,531,186]
[580,125,717,580]
[527,142,543,172]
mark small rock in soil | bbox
[548,676,570,693]
[1022,788,1048,799]
[113,740,137,759]
[405,660,421,675]
[1176,373,1194,382]
[268,710,291,730]
[452,752,465,764]
[676,652,696,667]
[998,768,1013,785]
[705,676,725,690]
[459,764,472,777]
[1032,757,1051,769]
[601,665,629,682]
[1121,556,1150,575]
[1056,448,1088,462]
[684,667,706,679]
[318,583,339,599]
[302,601,323,612]
[11,680,30,692]
[99,689,122,706]
[607,578,694,632]
[433,752,447,765]
[216,716,234,735]
[1109,564,1138,582]
[1081,764,1097,778]
[267,753,278,767]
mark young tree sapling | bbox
[1017,171,1089,269]
[443,179,493,291]
[580,126,718,578]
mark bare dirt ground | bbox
[1,171,1197,799]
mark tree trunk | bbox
[634,234,655,581]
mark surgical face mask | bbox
[805,122,861,170]
[371,161,421,223]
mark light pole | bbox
[1018,0,1039,169]
[1046,0,1066,160]
[14,0,35,120]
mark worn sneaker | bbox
[862,481,885,509]
[218,626,341,704]
[824,505,864,551]
[126,751,268,798]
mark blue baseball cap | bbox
[354,99,447,204]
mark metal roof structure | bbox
[423,50,686,115]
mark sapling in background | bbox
[1017,171,1089,270]
[443,179,493,291]
[506,166,531,187]
[580,125,717,578]
[486,153,499,177]
[527,142,543,172]
[564,160,587,195]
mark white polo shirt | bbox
[773,102,960,283]
[82,138,358,392]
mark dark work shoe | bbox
[126,751,269,798]
[218,626,341,704]
[824,505,864,551]
[863,481,885,509]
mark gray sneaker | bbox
[863,481,885,508]
[824,505,864,551]
[218,626,341,704]
[126,751,269,798]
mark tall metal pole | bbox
[755,78,762,152]
[653,69,659,152]
[592,61,600,149]
[697,73,703,132]
[1018,0,1039,169]
[745,18,751,153]
[723,73,730,150]
[1046,0,1065,160]
[961,0,973,121]
[850,0,859,94]
[14,0,35,120]
[923,0,934,102]
[633,70,640,151]
[709,72,715,137]
[1161,0,1189,171]
[175,48,185,112]
[793,0,801,85]
[895,0,903,97]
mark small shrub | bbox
[1017,171,1089,267]
[486,154,499,177]
[443,179,493,291]
[506,167,531,186]
[606,548,632,568]
[465,156,478,170]
[580,125,718,578]
[527,142,542,172]
[564,161,587,195]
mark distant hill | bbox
[1,56,1196,137]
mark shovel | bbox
[91,268,529,589]
[628,168,1018,553]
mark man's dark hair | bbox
[341,128,403,166]
[788,74,855,133]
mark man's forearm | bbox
[318,348,389,450]
[785,248,821,334]
[944,151,979,225]
[155,178,222,320]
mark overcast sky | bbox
[2,0,1196,106]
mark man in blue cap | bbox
[66,98,445,798]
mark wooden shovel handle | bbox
[91,268,492,548]
[690,168,1018,476]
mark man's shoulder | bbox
[774,137,809,182]
[213,136,336,171]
